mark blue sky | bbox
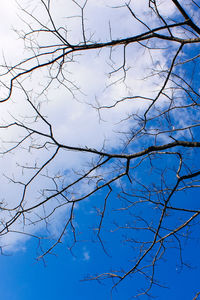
[0,1,200,300]
[0,187,199,300]
[0,213,199,300]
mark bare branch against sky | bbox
[0,0,200,299]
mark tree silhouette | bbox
[0,0,200,298]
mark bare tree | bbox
[0,0,200,298]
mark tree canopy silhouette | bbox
[0,0,200,298]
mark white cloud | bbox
[83,249,90,261]
[0,0,185,251]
